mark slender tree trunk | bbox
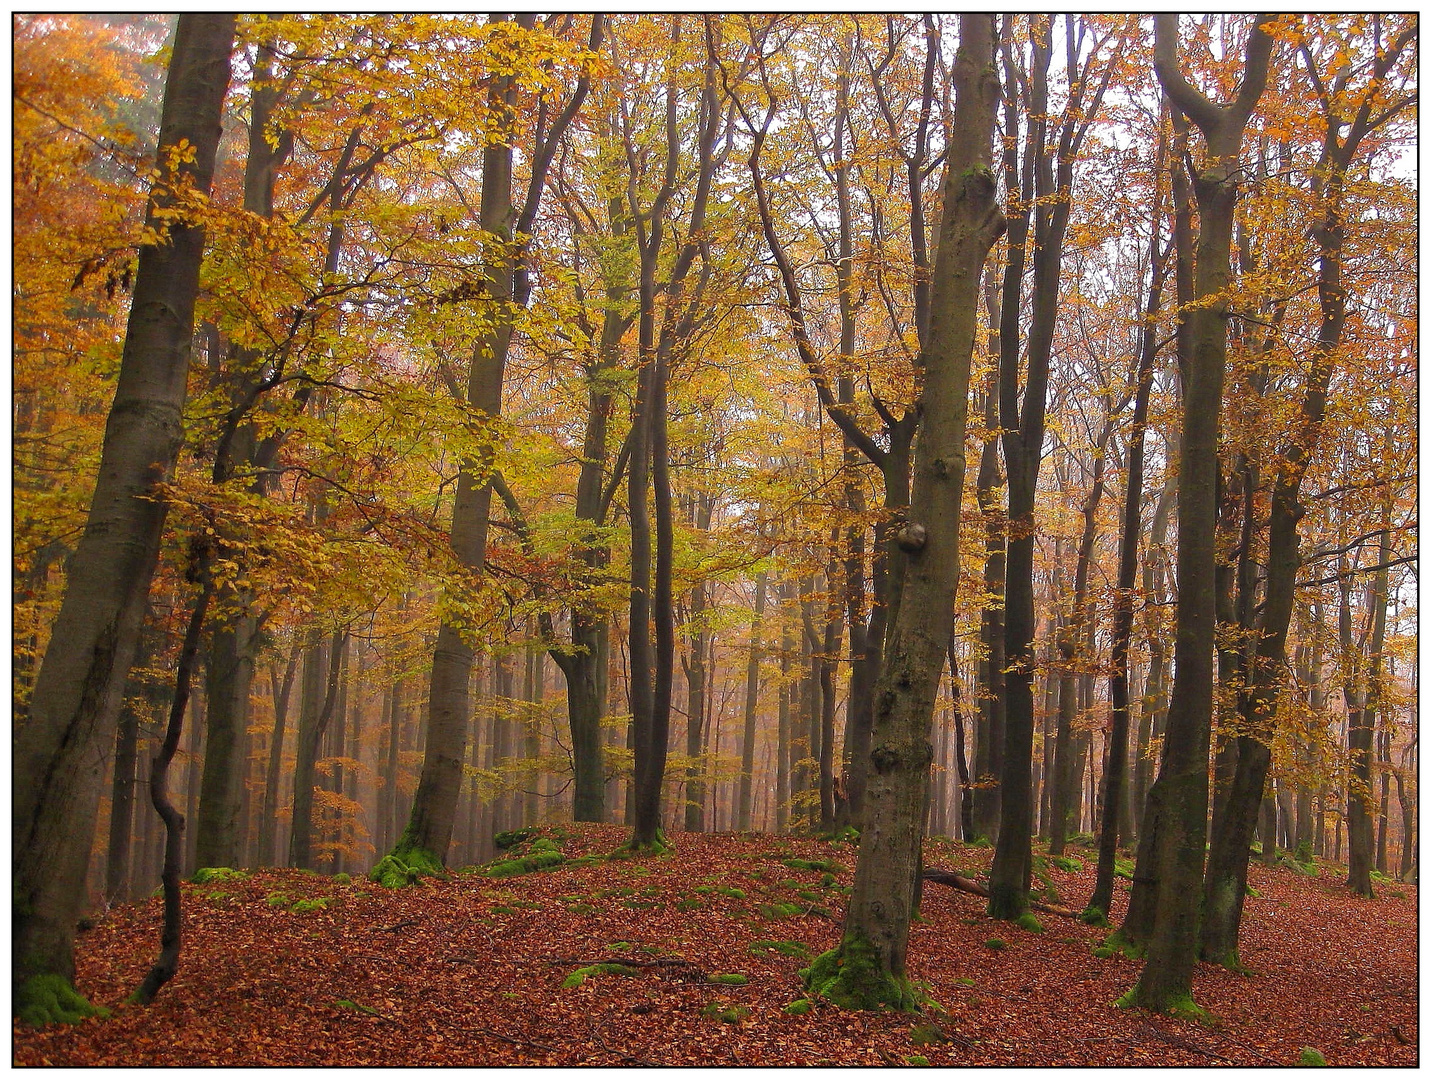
[737,572,767,831]
[289,631,347,870]
[105,688,143,906]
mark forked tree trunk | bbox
[803,14,1003,1009]
[12,13,234,1019]
[1123,14,1271,1014]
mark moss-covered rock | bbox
[1050,855,1083,873]
[1015,913,1044,934]
[800,935,919,1012]
[783,998,815,1015]
[909,1022,948,1046]
[487,850,565,878]
[906,1055,931,1066]
[15,975,109,1027]
[191,866,247,884]
[332,872,351,886]
[984,938,1007,951]
[708,972,749,986]
[702,1001,751,1024]
[781,857,846,874]
[290,897,330,913]
[494,828,538,850]
[1297,1047,1328,1066]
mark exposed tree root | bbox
[923,867,1083,920]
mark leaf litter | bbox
[12,825,1417,1066]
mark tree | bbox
[1118,12,1273,1016]
[799,12,1004,1009]
[13,12,236,1024]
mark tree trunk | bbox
[805,15,1002,1009]
[11,16,235,1014]
[737,572,768,831]
[289,631,346,870]
[105,685,143,906]
[1125,15,1271,1013]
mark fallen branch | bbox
[472,1025,560,1056]
[922,867,1082,920]
[593,1019,661,1067]
[547,954,708,980]
[378,919,421,933]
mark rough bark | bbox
[12,13,234,1020]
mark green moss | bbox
[530,838,560,853]
[677,898,702,912]
[801,935,919,1012]
[781,857,846,874]
[1245,884,1261,899]
[15,975,109,1027]
[1092,946,1115,959]
[1050,855,1083,873]
[1298,1048,1328,1066]
[906,1055,931,1066]
[796,889,822,903]
[334,998,381,1016]
[909,1023,948,1046]
[370,838,446,889]
[191,867,247,884]
[1113,857,1135,880]
[494,828,537,850]
[1079,906,1110,927]
[708,973,749,985]
[953,977,975,987]
[1116,986,1214,1024]
[290,897,330,913]
[702,1001,751,1024]
[487,850,565,878]
[565,902,596,915]
[562,962,640,989]
[984,938,1007,951]
[332,872,351,886]
[1100,929,1145,960]
[783,998,814,1015]
[265,892,292,907]
[759,902,804,919]
[1014,913,1044,934]
[694,884,716,894]
[719,886,746,900]
[750,939,810,959]
[611,828,675,857]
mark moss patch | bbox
[702,1001,751,1024]
[708,972,748,986]
[487,850,565,878]
[800,935,919,1012]
[1298,1047,1328,1066]
[781,857,846,874]
[750,939,810,959]
[494,828,538,850]
[984,938,1007,951]
[332,872,351,886]
[759,902,804,920]
[1079,906,1110,928]
[191,867,247,884]
[1015,913,1044,934]
[783,998,814,1015]
[562,963,639,989]
[1050,855,1083,873]
[291,897,330,913]
[1100,929,1145,960]
[1116,986,1215,1025]
[370,839,446,889]
[906,1055,930,1066]
[16,975,109,1027]
[909,1022,948,1046]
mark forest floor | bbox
[13,824,1418,1067]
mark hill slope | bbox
[13,825,1418,1066]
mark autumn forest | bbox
[12,13,1418,1066]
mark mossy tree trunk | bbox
[12,13,235,1022]
[1123,13,1272,1015]
[805,13,1003,1009]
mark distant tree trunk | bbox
[989,14,1106,918]
[289,631,346,870]
[1124,14,1271,1012]
[808,14,1002,1007]
[737,572,768,831]
[1343,523,1390,897]
[776,592,793,833]
[948,645,975,842]
[1089,136,1167,918]
[681,494,714,831]
[105,687,143,906]
[258,647,298,866]
[973,276,1006,844]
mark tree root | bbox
[922,867,1083,919]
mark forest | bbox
[12,12,1418,1067]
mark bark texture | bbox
[12,13,234,1020]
